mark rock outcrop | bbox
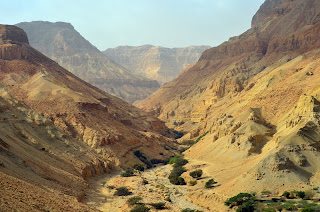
[103,45,210,85]
[15,21,160,103]
[137,0,320,208]
[0,24,175,211]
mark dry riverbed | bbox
[83,164,207,212]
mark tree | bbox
[205,179,217,188]
[189,169,203,179]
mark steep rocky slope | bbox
[137,0,320,209]
[103,45,210,85]
[0,24,175,211]
[15,21,160,103]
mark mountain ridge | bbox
[16,21,160,103]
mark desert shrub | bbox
[205,179,217,188]
[189,180,197,186]
[236,200,256,212]
[171,166,186,177]
[114,187,131,196]
[189,169,203,179]
[297,191,306,199]
[261,207,276,212]
[121,169,134,177]
[225,193,255,207]
[301,207,316,212]
[169,175,186,185]
[173,158,188,167]
[133,164,145,172]
[195,131,209,143]
[282,191,290,198]
[130,205,150,212]
[149,202,166,209]
[169,155,182,164]
[181,208,202,212]
[127,196,143,206]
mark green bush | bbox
[173,158,188,167]
[282,191,290,198]
[171,166,186,177]
[236,200,256,212]
[205,179,217,188]
[127,196,143,206]
[181,208,202,212]
[301,208,316,212]
[114,187,131,196]
[304,190,316,200]
[189,180,197,186]
[189,169,203,179]
[297,191,306,199]
[169,155,182,164]
[225,193,255,207]
[121,169,134,177]
[169,175,186,185]
[149,202,166,209]
[133,164,145,172]
[130,205,150,212]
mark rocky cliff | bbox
[103,45,210,85]
[0,24,175,211]
[137,0,320,209]
[15,21,160,103]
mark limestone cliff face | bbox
[103,45,210,85]
[15,21,160,103]
[138,0,320,206]
[0,25,175,211]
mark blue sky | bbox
[1,0,264,50]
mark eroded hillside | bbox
[104,45,210,85]
[15,21,160,103]
[137,0,320,209]
[0,24,176,211]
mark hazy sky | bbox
[1,0,264,50]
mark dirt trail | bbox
[83,164,207,212]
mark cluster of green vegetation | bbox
[225,193,256,211]
[149,202,166,209]
[281,190,314,199]
[114,187,132,196]
[225,191,319,212]
[127,196,166,211]
[195,130,209,143]
[168,155,188,185]
[121,169,134,177]
[130,205,150,212]
[205,179,217,188]
[189,180,197,186]
[133,164,145,172]
[189,169,203,179]
[181,208,202,212]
